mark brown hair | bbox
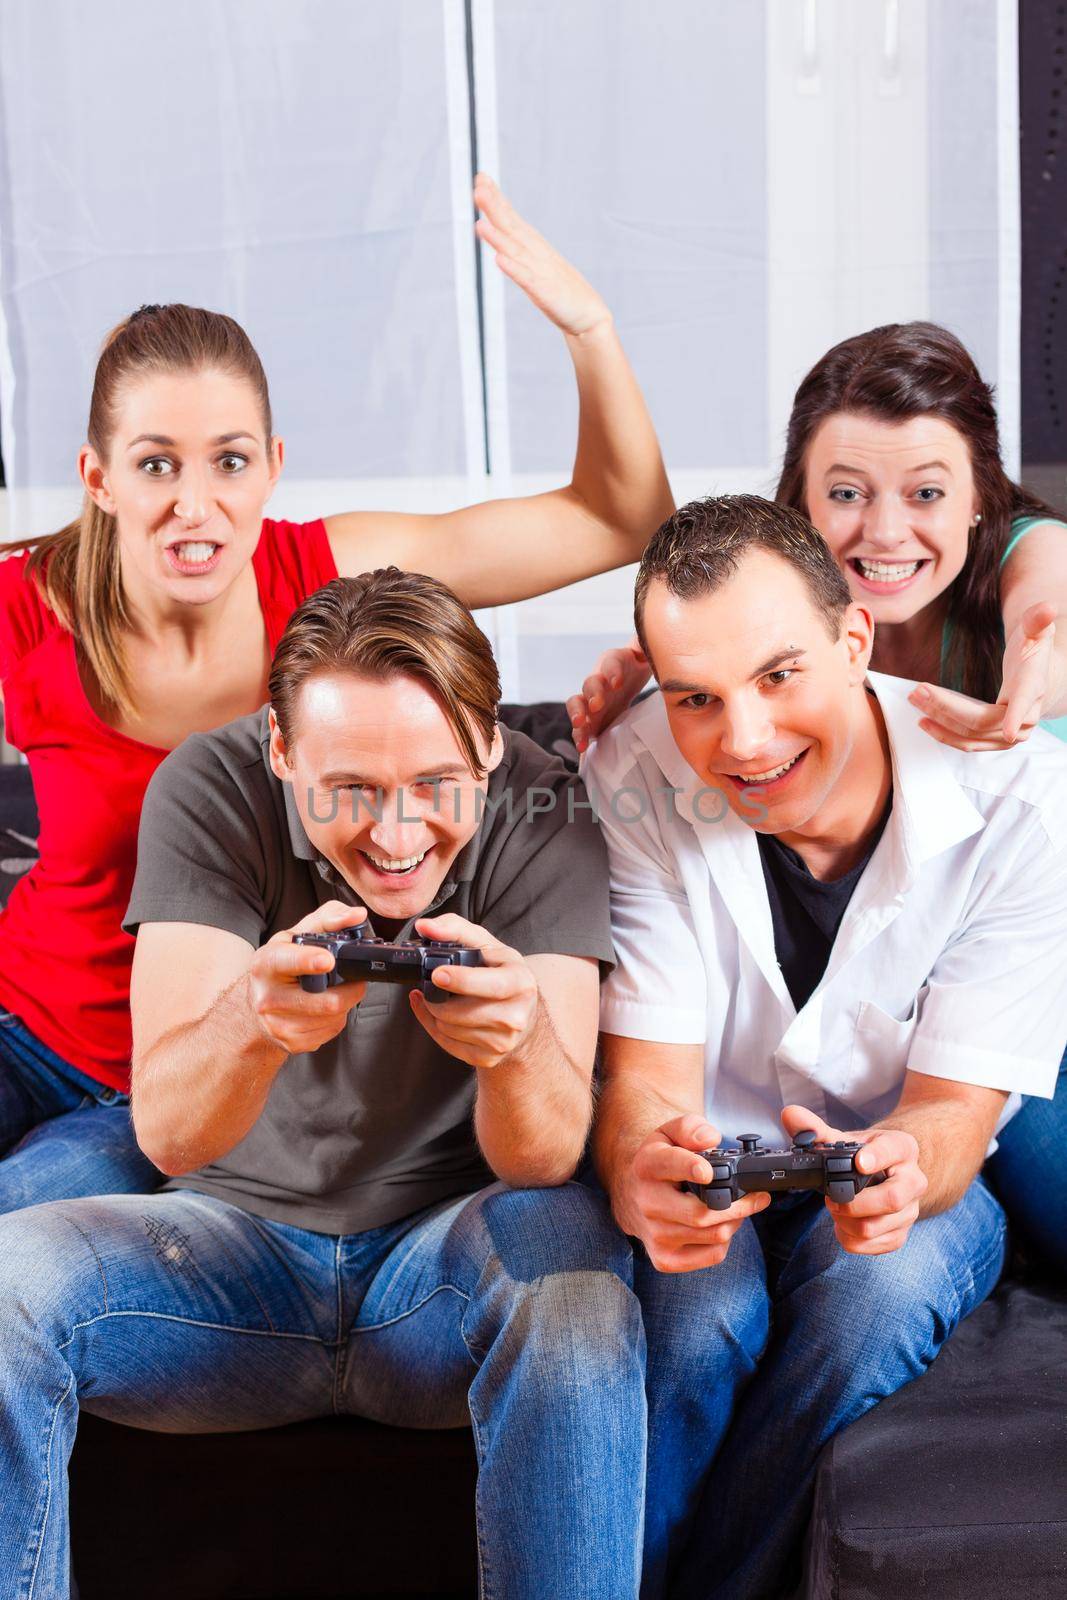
[3,303,272,719]
[269,569,501,774]
[634,493,852,659]
[775,321,1058,703]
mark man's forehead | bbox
[646,561,822,675]
[294,674,470,775]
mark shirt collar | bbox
[865,671,985,875]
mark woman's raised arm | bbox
[325,176,673,607]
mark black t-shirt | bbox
[757,799,892,1012]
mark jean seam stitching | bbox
[469,1410,490,1600]
[350,1281,470,1336]
[57,1311,328,1350]
[26,1371,74,1600]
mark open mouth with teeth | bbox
[165,539,223,575]
[849,556,929,592]
[359,847,433,880]
[724,747,810,792]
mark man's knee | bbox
[467,1179,633,1285]
[0,1198,113,1349]
[458,1182,642,1376]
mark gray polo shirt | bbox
[125,709,614,1235]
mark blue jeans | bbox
[637,1178,1006,1600]
[0,1011,159,1214]
[986,1047,1067,1273]
[0,1180,646,1600]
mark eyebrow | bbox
[125,431,259,449]
[318,763,472,787]
[660,647,806,695]
[824,458,952,477]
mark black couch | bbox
[2,761,1065,1599]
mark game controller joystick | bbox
[293,924,484,1003]
[683,1130,885,1210]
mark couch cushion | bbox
[805,1277,1067,1598]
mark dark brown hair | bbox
[634,494,852,658]
[775,321,1057,702]
[269,569,501,774]
[3,303,272,718]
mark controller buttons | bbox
[793,1130,817,1149]
[825,1156,855,1173]
[737,1134,762,1153]
[711,1164,732,1180]
[827,1179,857,1203]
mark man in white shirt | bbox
[584,495,1067,1600]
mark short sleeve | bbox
[253,518,339,645]
[583,734,707,1045]
[1000,515,1067,570]
[471,741,615,972]
[123,733,273,948]
[907,821,1067,1097]
[0,551,52,684]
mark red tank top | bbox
[0,518,337,1090]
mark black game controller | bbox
[683,1130,886,1210]
[293,923,484,1003]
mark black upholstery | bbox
[804,1275,1067,1599]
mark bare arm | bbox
[410,915,601,1187]
[871,1070,1007,1217]
[780,1071,1007,1258]
[592,1033,770,1272]
[1000,520,1067,723]
[325,177,673,608]
[474,955,600,1187]
[131,903,367,1175]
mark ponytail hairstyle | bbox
[775,321,1057,704]
[3,303,272,719]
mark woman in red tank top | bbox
[0,176,673,1215]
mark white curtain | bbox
[0,0,1018,702]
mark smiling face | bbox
[803,412,980,623]
[80,367,282,614]
[270,671,503,920]
[644,549,878,841]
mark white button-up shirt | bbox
[583,672,1067,1143]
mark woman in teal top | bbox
[571,321,1067,1271]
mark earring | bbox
[972,513,982,526]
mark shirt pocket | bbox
[847,998,921,1105]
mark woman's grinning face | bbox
[804,412,980,624]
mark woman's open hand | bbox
[474,173,611,339]
[908,601,1056,751]
[566,638,652,754]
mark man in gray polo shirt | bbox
[0,570,646,1600]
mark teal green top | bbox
[939,514,1067,742]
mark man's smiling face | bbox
[643,548,874,836]
[270,671,502,919]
